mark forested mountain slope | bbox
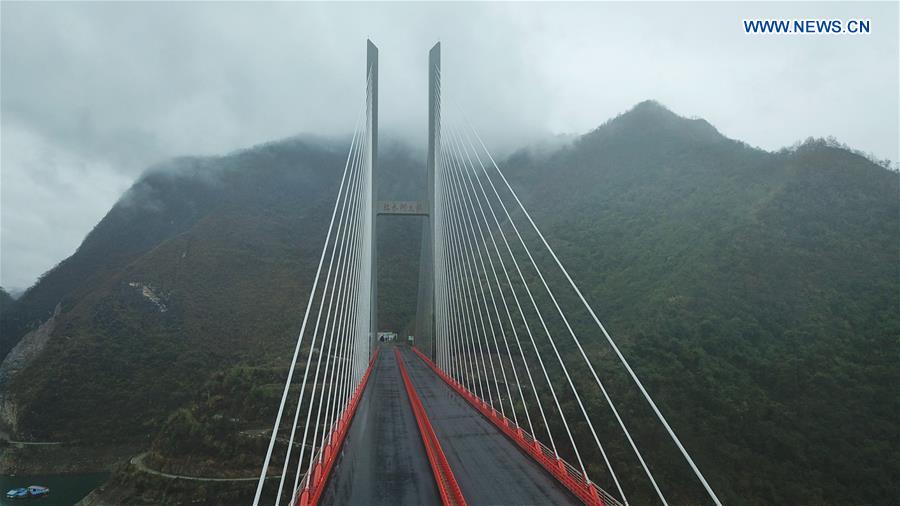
[499,101,898,504]
[0,137,424,440]
[1,101,896,504]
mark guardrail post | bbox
[298,488,310,506]
[589,482,604,505]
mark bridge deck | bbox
[319,347,440,506]
[401,346,580,506]
[321,345,580,505]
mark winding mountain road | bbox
[130,453,280,482]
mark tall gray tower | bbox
[367,40,378,350]
[415,43,440,357]
[369,42,440,356]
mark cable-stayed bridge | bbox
[252,41,723,506]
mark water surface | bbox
[0,473,107,506]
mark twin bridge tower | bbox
[254,39,724,506]
[367,40,440,353]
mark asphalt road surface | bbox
[321,345,579,505]
[401,346,581,506]
[319,346,441,505]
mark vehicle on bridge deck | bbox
[377,331,397,342]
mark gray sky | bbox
[2,1,897,291]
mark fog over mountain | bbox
[1,1,898,290]
[0,101,896,504]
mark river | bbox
[0,473,107,505]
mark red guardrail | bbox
[296,348,380,506]
[411,346,620,506]
[395,348,468,506]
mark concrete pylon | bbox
[367,40,378,355]
[416,42,440,358]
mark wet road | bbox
[319,346,441,506]
[400,347,580,506]
[321,345,579,505]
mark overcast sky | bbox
[1,1,897,291]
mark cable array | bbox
[252,43,723,506]
[253,69,375,506]
[432,63,723,506]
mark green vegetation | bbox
[1,103,896,504]
[91,461,260,505]
[0,287,19,358]
[495,102,898,504]
[147,366,285,475]
[0,287,13,309]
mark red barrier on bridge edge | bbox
[297,348,380,506]
[411,346,613,506]
[395,348,468,506]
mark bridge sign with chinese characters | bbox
[377,200,429,216]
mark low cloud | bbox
[2,1,897,289]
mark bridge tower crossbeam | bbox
[370,42,441,359]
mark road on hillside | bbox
[130,453,278,482]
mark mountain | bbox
[2,101,897,505]
[0,289,18,359]
[0,288,13,314]
[0,288,15,357]
[500,101,898,504]
[0,137,424,440]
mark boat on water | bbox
[5,488,26,499]
[5,485,50,499]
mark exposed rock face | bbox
[128,282,168,312]
[0,303,60,435]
